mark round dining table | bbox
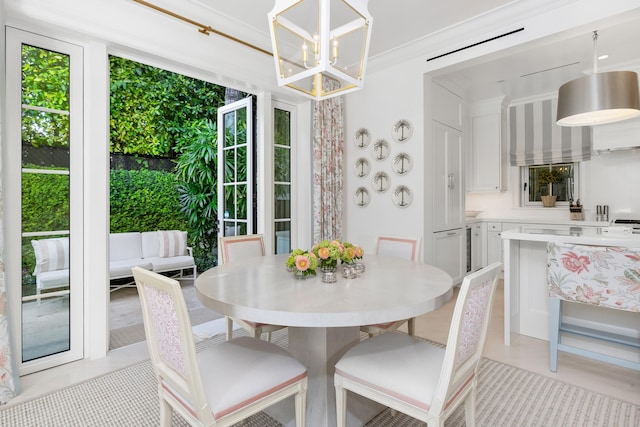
[196,254,453,427]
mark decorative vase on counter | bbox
[541,195,557,207]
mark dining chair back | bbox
[218,234,266,265]
[375,235,421,262]
[335,262,502,427]
[361,235,422,336]
[133,266,308,427]
[217,234,286,341]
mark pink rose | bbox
[295,255,310,271]
[561,251,590,273]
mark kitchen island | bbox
[501,226,640,365]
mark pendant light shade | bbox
[268,0,373,101]
[557,71,640,126]
[556,31,640,127]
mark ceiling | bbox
[179,1,640,102]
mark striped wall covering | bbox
[509,98,592,166]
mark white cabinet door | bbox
[468,97,507,192]
[471,223,484,271]
[433,121,464,232]
[471,113,502,191]
[487,222,527,265]
[433,229,465,284]
[431,82,463,130]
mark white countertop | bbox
[466,216,605,227]
[501,225,640,247]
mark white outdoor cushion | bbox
[36,269,70,290]
[197,336,307,420]
[110,232,143,262]
[335,333,445,411]
[31,237,69,274]
[158,230,187,258]
[109,259,152,279]
[141,231,160,259]
[147,255,195,272]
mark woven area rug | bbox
[2,329,638,427]
[109,306,219,349]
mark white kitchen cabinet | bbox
[432,82,463,131]
[468,97,507,192]
[471,222,484,271]
[434,228,465,284]
[432,121,464,232]
[487,222,530,265]
[486,222,502,265]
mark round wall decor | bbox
[392,119,413,142]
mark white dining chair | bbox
[132,266,308,427]
[361,235,422,336]
[218,234,287,341]
[335,262,502,427]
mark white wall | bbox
[343,62,425,255]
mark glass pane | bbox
[224,148,235,182]
[275,222,291,254]
[22,171,70,233]
[238,222,247,235]
[274,108,291,147]
[22,109,70,150]
[224,185,236,219]
[21,44,72,363]
[274,147,290,182]
[21,45,70,110]
[224,221,239,236]
[237,184,247,219]
[224,112,235,148]
[528,164,574,202]
[237,145,247,182]
[274,184,291,219]
[237,107,247,146]
[551,164,574,202]
[21,235,70,362]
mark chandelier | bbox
[268,0,373,101]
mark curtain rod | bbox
[133,0,273,57]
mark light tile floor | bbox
[7,281,640,408]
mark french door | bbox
[5,28,84,374]
[217,97,255,241]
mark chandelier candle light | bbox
[268,0,373,100]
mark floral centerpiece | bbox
[343,241,364,263]
[312,240,344,270]
[286,249,318,278]
[311,239,364,269]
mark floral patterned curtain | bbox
[0,145,19,404]
[312,80,344,242]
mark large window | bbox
[522,163,578,206]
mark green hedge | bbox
[110,169,187,233]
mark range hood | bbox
[592,116,640,152]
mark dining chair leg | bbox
[335,387,347,427]
[159,398,172,427]
[295,385,307,427]
[408,317,416,336]
[225,316,233,341]
[464,387,477,427]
